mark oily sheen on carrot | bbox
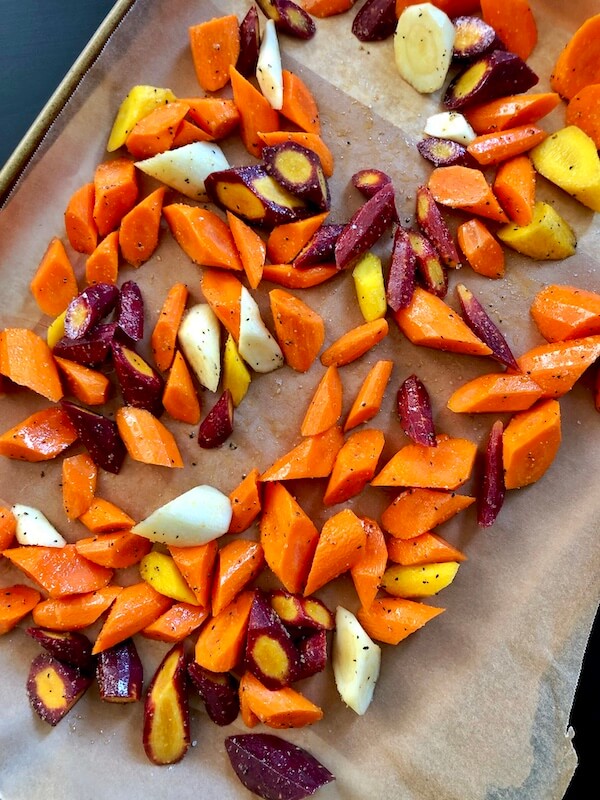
[464,93,561,135]
[515,335,600,398]
[259,481,320,595]
[64,182,98,255]
[457,218,505,278]
[116,406,184,468]
[163,203,243,270]
[566,84,600,148]
[151,282,189,373]
[93,157,138,237]
[349,517,387,611]
[300,365,343,436]
[381,487,475,539]
[201,269,242,340]
[125,102,190,159]
[181,97,241,139]
[32,586,123,631]
[54,356,111,406]
[142,602,209,643]
[303,508,367,596]
[62,453,97,519]
[492,155,536,226]
[75,532,152,569]
[228,468,262,535]
[92,582,173,654]
[238,671,323,729]
[261,262,338,289]
[466,125,547,166]
[260,425,344,481]
[428,166,509,222]
[168,541,219,608]
[86,230,120,285]
[194,589,255,672]
[211,540,265,617]
[550,13,600,100]
[480,0,538,60]
[502,398,561,489]
[530,284,600,343]
[0,407,77,462]
[302,0,354,16]
[30,238,79,316]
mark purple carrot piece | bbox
[116,280,144,342]
[456,283,518,369]
[96,638,144,703]
[477,419,505,527]
[53,321,117,367]
[352,0,397,42]
[295,629,328,681]
[386,226,416,312]
[236,5,261,77]
[397,374,437,446]
[417,137,478,168]
[27,653,93,726]
[198,389,234,449]
[111,340,164,416]
[61,400,126,474]
[245,589,300,689]
[26,628,95,673]
[351,168,393,199]
[64,283,119,340]
[407,229,448,298]
[187,663,240,726]
[415,186,461,268]
[334,181,396,270]
[294,224,345,268]
[452,16,503,61]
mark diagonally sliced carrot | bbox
[323,428,385,505]
[387,531,467,566]
[92,582,172,654]
[194,589,255,672]
[269,288,325,373]
[228,468,262,535]
[260,425,344,481]
[266,213,328,265]
[0,585,41,635]
[74,532,151,569]
[372,434,477,490]
[189,15,240,93]
[300,365,343,436]
[151,282,189,373]
[163,203,243,271]
[303,508,367,596]
[227,211,266,289]
[349,517,387,611]
[230,66,280,158]
[32,586,122,631]
[211,540,265,617]
[168,541,219,609]
[30,238,79,316]
[116,406,184,468]
[320,318,388,367]
[78,497,135,534]
[357,597,445,645]
[162,350,201,425]
[381,487,475,539]
[62,453,97,519]
[119,187,166,268]
[0,407,77,462]
[64,182,98,255]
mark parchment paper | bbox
[1,1,599,798]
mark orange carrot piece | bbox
[92,582,173,654]
[530,285,600,343]
[492,155,535,227]
[480,0,537,60]
[266,213,329,265]
[171,119,214,148]
[344,359,393,431]
[502,398,561,489]
[321,318,388,367]
[457,218,505,279]
[181,97,241,139]
[228,468,262,535]
[302,0,354,16]
[280,69,321,134]
[0,407,76,462]
[151,282,189,373]
[349,517,387,611]
[262,262,338,289]
[259,482,320,594]
[463,92,561,135]
[269,288,325,373]
[75,532,151,569]
[85,230,120,285]
[550,13,600,100]
[142,602,209,643]
[3,544,113,598]
[323,428,385,505]
[0,585,41,635]
[239,676,260,728]
[79,497,135,534]
[238,671,323,728]
[566,84,600,148]
[0,328,64,401]
[163,203,243,271]
[30,237,78,316]
[118,186,166,268]
[373,434,477,490]
[257,131,334,177]
[447,372,544,413]
[31,586,122,631]
[189,15,240,92]
[260,425,344,481]
[64,182,98,255]
[303,508,367,596]
[162,350,201,425]
[211,540,265,617]
[125,102,190,159]
[387,531,467,566]
[194,589,255,672]
[0,506,17,551]
[300,365,343,436]
[62,453,97,519]
[54,356,111,406]
[200,268,242,340]
[381,487,476,539]
[515,335,600,398]
[93,157,139,237]
[115,406,184,468]
[394,287,492,356]
[168,541,219,608]
[227,211,266,289]
[466,125,547,167]
[357,597,445,645]
[428,166,508,222]
[230,66,280,158]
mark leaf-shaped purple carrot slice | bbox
[225,733,334,800]
[386,226,416,312]
[477,419,505,527]
[397,374,437,446]
[456,283,518,370]
[116,280,144,342]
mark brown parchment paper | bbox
[1,1,599,798]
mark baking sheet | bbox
[1,1,599,798]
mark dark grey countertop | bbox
[0,2,597,798]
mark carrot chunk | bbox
[492,155,535,226]
[373,434,477,490]
[32,586,122,631]
[168,541,219,609]
[163,203,243,271]
[262,262,338,289]
[428,166,509,222]
[238,671,323,728]
[447,373,544,413]
[64,182,98,255]
[480,0,538,60]
[228,468,262,535]
[75,532,151,569]
[194,589,255,672]
[566,84,600,149]
[0,407,77,462]
[269,288,325,373]
[142,602,209,643]
[118,187,166,267]
[550,13,600,100]
[320,318,388,367]
[259,482,319,595]
[151,282,189,373]
[387,531,467,566]
[211,540,265,617]
[466,125,547,167]
[230,66,280,158]
[162,350,201,425]
[280,70,321,134]
[300,365,343,436]
[79,497,135,534]
[381,487,475,539]
[125,102,190,159]
[93,157,139,237]
[115,406,184,468]
[260,425,344,481]
[1,326,64,401]
[457,218,505,279]
[30,238,79,316]
[502,398,561,489]
[515,335,600,398]
[227,212,266,290]
[92,582,173,654]
[303,508,367,596]
[349,517,387,611]
[189,15,240,92]
[324,428,385,506]
[530,285,600,343]
[54,356,111,406]
[0,506,17,551]
[266,213,328,265]
[85,230,120,285]
[0,585,41,635]
[464,92,561,136]
[62,453,97,519]
[201,269,242,341]
[344,359,393,431]
[4,544,113,598]
[357,597,445,645]
[181,97,241,139]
